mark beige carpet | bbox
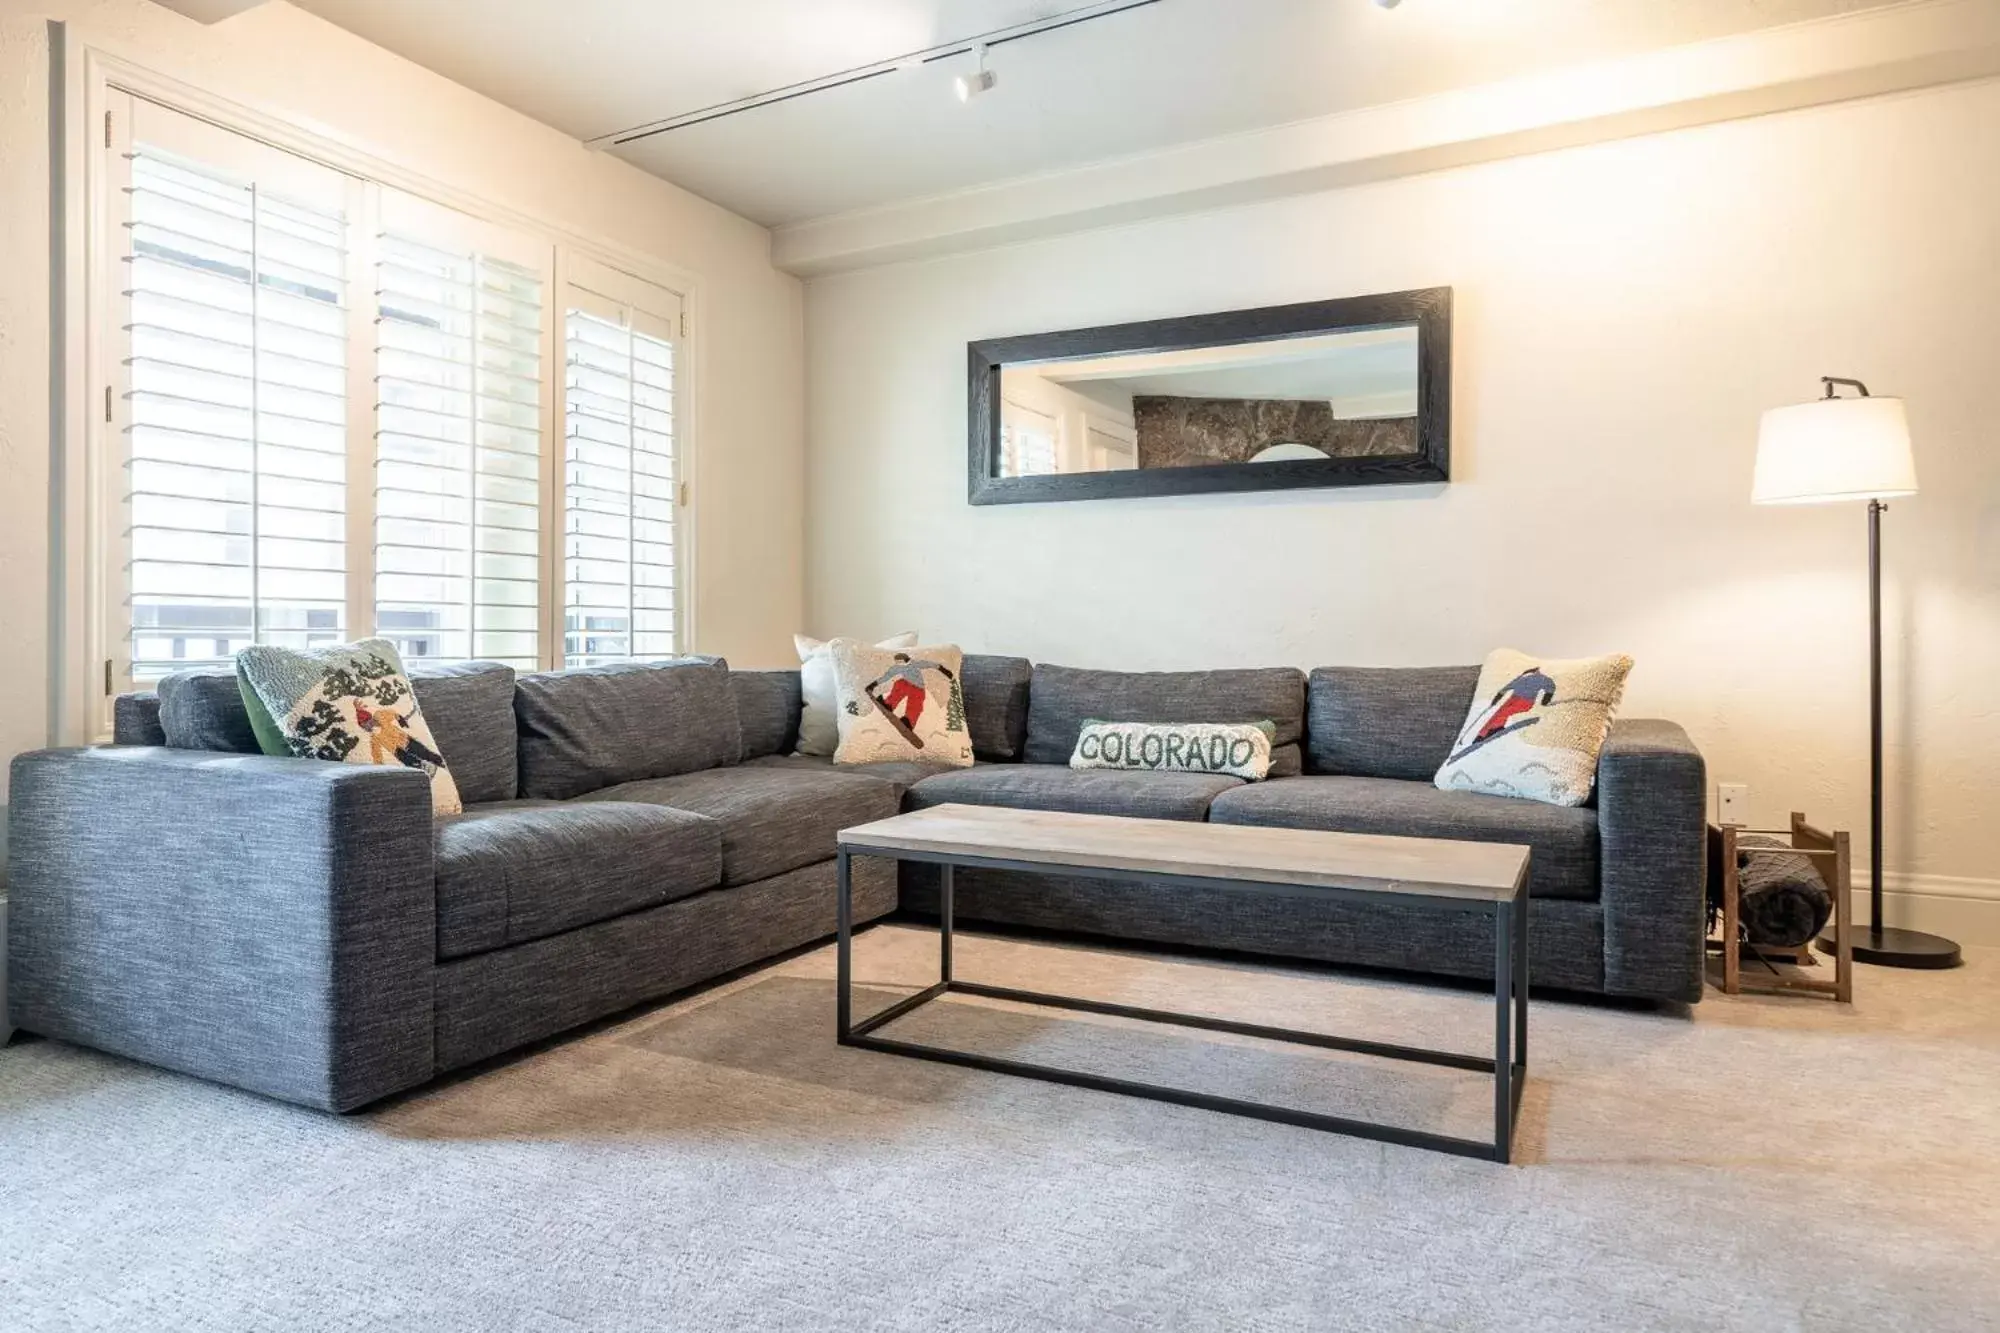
[2,924,1997,1331]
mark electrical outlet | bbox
[1717,783,1749,825]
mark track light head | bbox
[954,44,995,102]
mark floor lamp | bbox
[1753,377,1960,968]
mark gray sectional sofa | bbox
[5,652,1706,1113]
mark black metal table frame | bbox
[835,844,1529,1164]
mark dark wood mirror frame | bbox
[967,286,1451,505]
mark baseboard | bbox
[1854,873,2000,947]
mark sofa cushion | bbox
[731,669,802,759]
[515,658,742,801]
[411,663,518,804]
[906,765,1240,822]
[157,670,261,753]
[112,692,167,747]
[1023,664,1306,776]
[434,800,722,960]
[577,763,899,886]
[1208,775,1599,901]
[1306,666,1481,781]
[742,752,950,798]
[962,654,1033,761]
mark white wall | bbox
[0,0,806,795]
[805,78,2000,909]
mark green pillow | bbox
[235,671,291,757]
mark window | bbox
[373,195,547,672]
[999,396,1059,477]
[562,260,684,668]
[95,91,691,703]
[119,103,355,676]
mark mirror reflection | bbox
[994,325,1419,478]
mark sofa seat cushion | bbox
[906,764,1241,822]
[577,764,900,886]
[1208,776,1600,901]
[742,752,950,798]
[435,800,722,960]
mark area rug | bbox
[2,925,1996,1331]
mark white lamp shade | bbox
[1753,395,1918,504]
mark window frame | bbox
[63,47,702,742]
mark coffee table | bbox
[836,803,1531,1163]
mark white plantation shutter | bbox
[999,396,1059,477]
[96,96,697,711]
[372,198,547,671]
[120,104,354,677]
[563,264,683,667]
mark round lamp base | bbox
[1818,926,1961,969]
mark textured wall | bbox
[805,78,2000,899]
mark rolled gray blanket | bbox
[1708,834,1833,948]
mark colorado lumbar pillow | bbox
[236,637,461,814]
[1070,720,1275,780]
[1434,648,1634,807]
[828,639,975,768]
[794,631,916,756]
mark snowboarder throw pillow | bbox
[827,639,975,770]
[1433,647,1634,807]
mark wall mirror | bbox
[968,287,1450,504]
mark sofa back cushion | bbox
[157,671,261,753]
[961,654,1033,761]
[1023,664,1307,776]
[112,692,167,747]
[410,663,518,804]
[730,669,802,759]
[515,658,742,800]
[1305,665,1480,781]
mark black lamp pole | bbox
[1816,380,1959,968]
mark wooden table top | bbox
[838,803,1529,903]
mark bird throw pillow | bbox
[828,639,975,769]
[236,638,462,815]
[1433,648,1634,807]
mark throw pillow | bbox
[236,674,291,757]
[236,638,463,815]
[828,639,974,769]
[1070,719,1275,780]
[1433,648,1634,807]
[794,630,917,756]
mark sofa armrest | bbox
[6,747,436,1110]
[1596,719,1708,1003]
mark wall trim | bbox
[773,0,2000,276]
[1861,873,2000,947]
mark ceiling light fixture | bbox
[955,45,996,103]
[586,0,1160,147]
[1375,0,1402,8]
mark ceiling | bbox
[288,0,1894,228]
